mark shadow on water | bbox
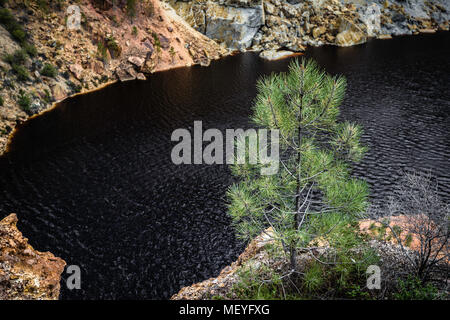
[0,32,449,299]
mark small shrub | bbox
[126,0,137,18]
[0,8,29,44]
[17,90,31,111]
[0,95,3,107]
[66,80,82,94]
[0,8,14,26]
[42,89,52,104]
[132,26,138,37]
[41,63,57,78]
[54,0,64,11]
[23,42,38,57]
[97,42,108,62]
[11,27,26,43]
[81,11,88,28]
[232,265,285,300]
[393,276,439,300]
[61,70,70,80]
[152,32,161,49]
[100,75,108,83]
[169,47,176,64]
[303,262,324,293]
[3,49,28,65]
[36,0,50,14]
[105,36,121,58]
[404,233,413,247]
[110,15,119,26]
[2,53,13,64]
[347,284,371,299]
[371,171,450,281]
[143,1,154,17]
[12,64,30,81]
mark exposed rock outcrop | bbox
[1,0,449,154]
[171,227,275,300]
[167,0,450,55]
[172,217,449,299]
[0,0,226,155]
[259,49,301,60]
[0,214,66,300]
[169,0,265,50]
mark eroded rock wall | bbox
[0,214,66,300]
[169,0,265,50]
[0,0,226,155]
[167,0,450,54]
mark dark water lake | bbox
[0,32,449,299]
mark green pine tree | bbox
[228,59,369,271]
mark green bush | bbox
[0,8,14,26]
[393,276,440,300]
[103,35,121,58]
[231,265,288,300]
[126,0,137,18]
[3,49,28,65]
[66,80,82,94]
[0,9,26,41]
[132,26,138,37]
[41,63,57,77]
[152,32,161,48]
[24,43,38,57]
[2,53,13,64]
[42,89,52,104]
[110,15,119,26]
[17,90,31,111]
[0,8,30,45]
[303,262,325,293]
[11,28,26,42]
[97,42,108,62]
[36,0,50,14]
[0,95,3,107]
[12,63,30,81]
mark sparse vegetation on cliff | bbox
[126,0,138,19]
[0,5,36,55]
[17,89,31,112]
[0,0,224,153]
[41,63,58,78]
[3,48,27,65]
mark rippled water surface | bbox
[0,33,449,299]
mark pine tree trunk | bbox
[291,90,303,271]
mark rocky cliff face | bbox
[168,0,450,54]
[0,214,66,300]
[168,0,265,50]
[0,0,226,155]
[1,0,448,153]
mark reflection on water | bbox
[0,32,449,299]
